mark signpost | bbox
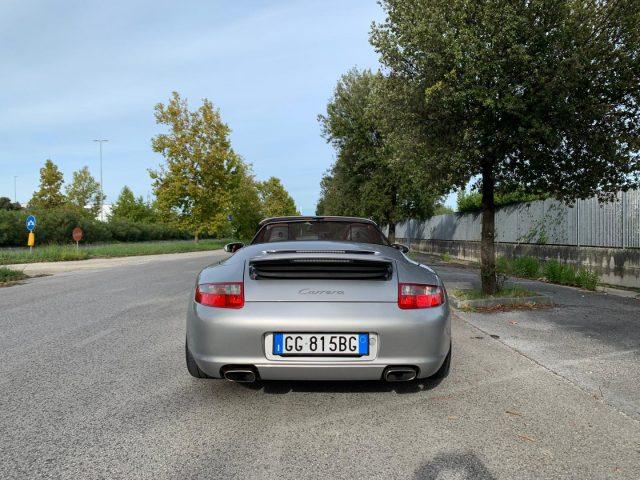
[72,227,83,250]
[26,215,36,252]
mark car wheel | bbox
[429,342,451,380]
[185,339,211,378]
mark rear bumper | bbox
[186,301,451,380]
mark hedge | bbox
[0,209,190,247]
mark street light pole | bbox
[93,139,108,219]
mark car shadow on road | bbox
[236,376,445,395]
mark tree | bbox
[29,159,66,209]
[229,164,263,240]
[110,186,155,222]
[150,92,243,240]
[317,69,443,241]
[0,197,21,211]
[371,0,640,293]
[257,177,300,218]
[65,166,104,216]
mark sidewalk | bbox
[414,252,640,420]
[5,249,225,276]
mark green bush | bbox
[0,208,191,247]
[543,260,598,289]
[575,268,599,290]
[498,256,598,290]
[496,256,540,278]
[512,256,541,278]
[496,256,511,274]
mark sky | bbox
[0,0,456,214]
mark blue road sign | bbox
[26,215,36,232]
[227,214,233,221]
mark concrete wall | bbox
[400,238,640,289]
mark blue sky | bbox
[0,0,456,213]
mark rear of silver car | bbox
[186,248,451,382]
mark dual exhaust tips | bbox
[221,365,418,383]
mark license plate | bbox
[273,333,369,356]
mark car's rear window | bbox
[252,221,388,245]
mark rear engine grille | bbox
[264,249,377,255]
[249,258,392,280]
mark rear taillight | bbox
[195,282,244,309]
[398,283,444,309]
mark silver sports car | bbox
[186,216,451,383]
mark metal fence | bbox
[396,189,640,249]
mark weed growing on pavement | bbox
[0,267,28,284]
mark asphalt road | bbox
[1,251,639,479]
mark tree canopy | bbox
[370,0,640,292]
[150,91,299,240]
[29,159,66,210]
[317,69,444,240]
[257,177,300,219]
[66,166,104,216]
[0,197,21,211]
[150,92,243,239]
[110,186,155,223]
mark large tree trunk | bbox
[388,222,396,243]
[480,163,497,295]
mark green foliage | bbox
[257,177,299,218]
[371,0,640,292]
[497,256,598,290]
[110,186,155,223]
[433,205,454,216]
[0,208,190,247]
[456,190,548,214]
[316,69,444,235]
[0,267,28,283]
[496,256,541,278]
[451,285,533,300]
[28,159,66,209]
[575,268,599,291]
[544,260,576,286]
[150,92,243,239]
[0,197,21,211]
[66,166,104,216]
[513,257,541,278]
[229,165,263,241]
[0,239,227,265]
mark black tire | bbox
[185,339,211,378]
[429,342,451,380]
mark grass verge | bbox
[0,267,28,284]
[451,286,534,300]
[0,239,229,265]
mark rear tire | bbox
[185,339,211,378]
[429,342,451,380]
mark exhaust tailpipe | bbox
[222,367,258,383]
[384,367,418,382]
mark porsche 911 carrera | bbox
[185,216,451,383]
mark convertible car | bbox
[186,216,451,383]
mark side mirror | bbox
[391,243,410,253]
[224,242,245,253]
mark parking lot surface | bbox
[1,251,639,479]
